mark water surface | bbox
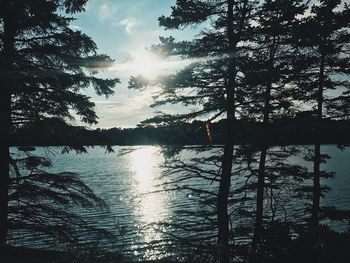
[8,145,350,260]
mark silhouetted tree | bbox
[127,0,350,261]
[0,0,119,245]
[130,1,256,261]
[240,1,308,260]
[156,145,256,262]
[8,147,115,247]
[293,0,350,235]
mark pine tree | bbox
[0,0,119,245]
[293,0,350,231]
[8,147,115,247]
[130,1,255,262]
[240,1,308,260]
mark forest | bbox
[1,0,350,263]
[11,118,350,145]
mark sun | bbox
[112,48,191,81]
[113,50,167,80]
[129,51,165,79]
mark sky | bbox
[70,0,350,129]
[71,0,197,128]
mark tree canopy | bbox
[0,0,119,246]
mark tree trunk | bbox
[311,50,325,228]
[250,146,267,261]
[309,48,325,263]
[217,144,234,263]
[0,6,15,245]
[312,144,321,227]
[217,1,235,262]
[0,93,11,246]
[250,48,274,262]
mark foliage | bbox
[0,0,119,248]
[0,0,120,129]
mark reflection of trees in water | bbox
[157,145,350,262]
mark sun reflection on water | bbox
[129,147,170,260]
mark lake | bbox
[8,145,350,261]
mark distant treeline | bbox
[11,118,350,146]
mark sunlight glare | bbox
[111,48,198,81]
[129,147,169,260]
[129,51,164,80]
[130,147,157,194]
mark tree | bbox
[8,147,115,247]
[289,2,350,261]
[0,0,119,245]
[239,1,308,260]
[127,1,349,261]
[293,0,350,231]
[130,0,255,262]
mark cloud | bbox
[92,87,160,128]
[98,2,118,22]
[118,18,137,34]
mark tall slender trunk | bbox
[0,6,15,245]
[311,50,325,229]
[217,1,249,262]
[250,56,273,262]
[312,144,321,226]
[217,1,235,262]
[250,147,267,259]
[0,93,11,246]
[308,48,326,263]
[217,144,234,263]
